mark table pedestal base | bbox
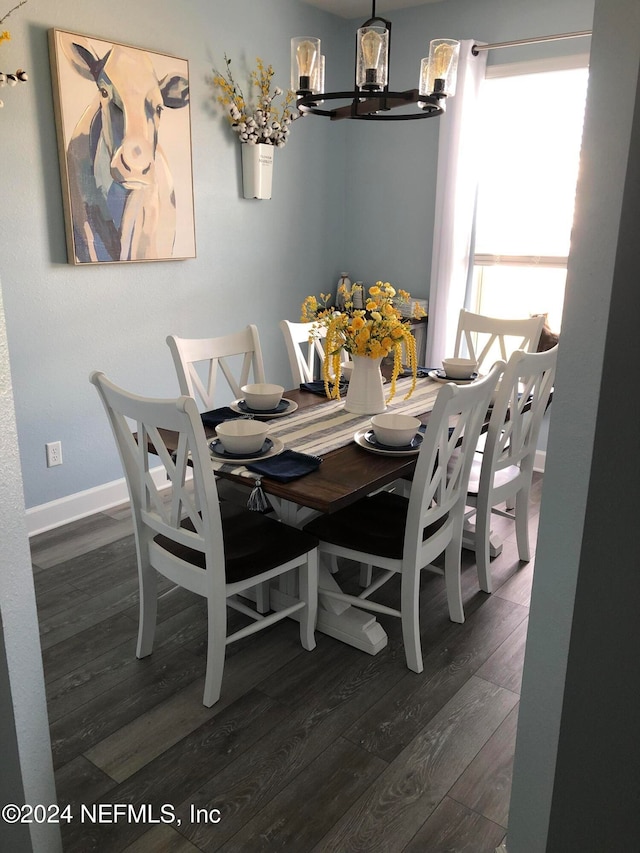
[267,560,388,656]
[462,519,503,558]
[265,497,389,655]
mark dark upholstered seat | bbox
[304,490,448,561]
[156,502,318,584]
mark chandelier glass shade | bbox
[291,3,459,122]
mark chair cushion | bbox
[154,502,317,585]
[303,490,448,560]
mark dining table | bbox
[157,372,504,655]
[210,378,438,515]
[184,373,460,656]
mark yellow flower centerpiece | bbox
[301,281,426,408]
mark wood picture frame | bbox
[49,28,196,265]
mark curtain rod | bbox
[472,31,592,56]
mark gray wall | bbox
[1,0,347,510]
[0,279,60,851]
[0,0,594,514]
[507,0,640,848]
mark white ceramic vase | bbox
[343,355,386,415]
[241,143,274,199]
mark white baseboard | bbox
[534,449,546,473]
[25,466,170,537]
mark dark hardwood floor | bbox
[30,477,542,852]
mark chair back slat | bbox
[185,362,215,410]
[217,349,257,399]
[454,310,544,372]
[405,362,504,564]
[167,326,266,410]
[485,346,557,477]
[280,319,348,384]
[90,371,224,572]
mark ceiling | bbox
[301,0,444,20]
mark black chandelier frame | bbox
[295,5,449,122]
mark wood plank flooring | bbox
[30,476,543,852]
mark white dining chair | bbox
[303,362,503,673]
[166,325,266,410]
[279,319,351,386]
[464,345,558,593]
[90,371,318,707]
[454,309,544,372]
[280,320,328,385]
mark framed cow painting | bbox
[49,29,196,264]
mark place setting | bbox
[208,412,323,483]
[229,383,299,419]
[354,413,425,457]
[427,357,479,385]
[208,419,285,464]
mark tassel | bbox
[247,476,272,513]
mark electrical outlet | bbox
[46,441,62,467]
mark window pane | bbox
[474,69,588,257]
[472,265,566,332]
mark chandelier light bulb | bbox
[291,37,321,92]
[297,41,316,77]
[433,42,454,78]
[421,39,460,96]
[361,30,383,72]
[357,25,389,91]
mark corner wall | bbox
[507,0,640,848]
[0,277,60,851]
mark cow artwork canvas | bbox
[49,30,196,264]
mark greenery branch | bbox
[212,54,301,147]
[0,0,28,108]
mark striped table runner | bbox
[210,377,442,478]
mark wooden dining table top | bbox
[197,382,442,516]
[154,369,530,516]
[251,387,428,513]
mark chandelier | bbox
[291,1,459,121]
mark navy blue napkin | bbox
[246,450,322,482]
[300,379,347,396]
[200,407,239,428]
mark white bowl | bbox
[215,419,269,454]
[371,413,421,447]
[241,383,284,411]
[441,357,478,380]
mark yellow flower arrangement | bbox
[301,281,426,403]
[212,55,300,147]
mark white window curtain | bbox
[425,40,488,366]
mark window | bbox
[471,62,589,333]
